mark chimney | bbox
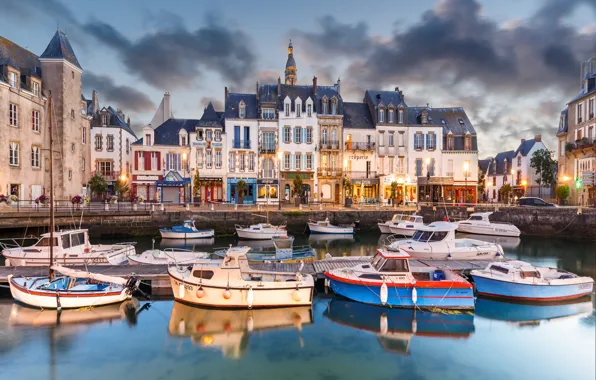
[535,134,542,142]
[164,92,171,121]
[127,117,131,126]
[224,86,228,99]
[92,89,99,115]
[313,76,317,96]
[277,77,281,96]
[395,87,399,92]
[255,81,259,101]
[521,138,526,144]
[336,77,340,94]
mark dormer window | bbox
[262,108,275,120]
[307,104,312,117]
[322,97,328,114]
[398,109,403,124]
[388,109,394,123]
[447,135,454,150]
[102,114,108,126]
[379,108,384,123]
[421,111,428,124]
[285,103,290,117]
[296,103,301,117]
[464,135,472,151]
[331,98,337,115]
[239,101,246,119]
[145,134,152,146]
[33,82,40,96]
[197,130,204,140]
[181,136,187,146]
[8,72,17,88]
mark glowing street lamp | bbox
[521,179,527,196]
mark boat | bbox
[470,260,594,301]
[456,233,521,251]
[159,220,215,239]
[168,301,312,358]
[383,222,504,260]
[235,223,286,240]
[378,214,409,234]
[1,229,134,266]
[324,299,474,354]
[324,248,475,309]
[168,246,314,308]
[388,215,425,237]
[213,236,315,263]
[456,212,521,237]
[128,248,212,265]
[307,218,357,234]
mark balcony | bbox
[232,139,251,149]
[317,168,343,178]
[319,141,340,150]
[92,171,120,182]
[259,145,276,154]
[566,137,595,156]
[261,169,275,179]
[346,171,377,179]
[346,141,375,151]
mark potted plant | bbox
[193,169,202,205]
[236,180,247,204]
[343,177,353,207]
[35,194,49,206]
[555,184,569,206]
[389,181,399,207]
[293,175,304,207]
[71,195,84,209]
[466,193,474,204]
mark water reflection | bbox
[456,233,521,251]
[324,299,475,355]
[167,301,313,359]
[160,238,215,250]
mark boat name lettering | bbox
[174,280,193,291]
[578,283,592,290]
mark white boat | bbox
[1,229,134,266]
[8,265,139,309]
[471,261,594,301]
[235,223,286,240]
[168,246,314,308]
[388,215,425,237]
[128,248,212,265]
[159,220,215,239]
[378,214,409,234]
[456,212,521,237]
[383,222,504,260]
[307,218,356,234]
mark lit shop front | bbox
[381,175,417,205]
[257,178,279,204]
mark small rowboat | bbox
[307,219,356,234]
[160,220,215,239]
[214,236,315,263]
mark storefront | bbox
[133,175,159,201]
[227,177,257,204]
[350,178,379,203]
[417,176,465,203]
[281,172,314,203]
[195,177,223,202]
[156,171,190,204]
[381,175,417,205]
[257,179,279,204]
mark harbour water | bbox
[0,232,594,380]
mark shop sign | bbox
[136,175,159,181]
[417,176,454,185]
[228,178,257,184]
[257,179,279,185]
[192,141,223,147]
[352,179,379,185]
[347,155,371,161]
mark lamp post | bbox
[521,179,527,197]
[463,161,469,203]
[510,168,515,201]
[425,157,431,203]
[277,151,283,210]
[182,152,188,205]
[343,159,348,206]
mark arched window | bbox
[263,158,274,178]
[331,97,337,115]
[239,101,246,119]
[322,97,328,114]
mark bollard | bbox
[211,203,215,211]
[160,203,165,211]
[104,203,109,211]
[186,204,190,211]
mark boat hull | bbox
[388,227,416,237]
[235,230,281,240]
[378,223,392,234]
[308,223,354,234]
[159,229,215,239]
[169,272,314,308]
[325,272,475,309]
[2,245,133,267]
[471,274,594,301]
[456,224,520,237]
[8,275,131,309]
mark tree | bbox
[555,185,570,205]
[293,175,304,198]
[193,169,201,197]
[236,180,247,198]
[477,170,486,195]
[88,173,108,200]
[114,179,129,200]
[499,183,512,204]
[530,149,557,197]
[342,176,353,197]
[390,181,399,202]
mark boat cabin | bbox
[35,229,90,250]
[462,212,493,223]
[371,250,411,274]
[409,222,456,243]
[484,261,542,279]
[390,214,408,222]
[404,216,423,224]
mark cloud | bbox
[83,72,155,113]
[83,16,256,90]
[199,97,224,111]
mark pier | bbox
[0,258,502,296]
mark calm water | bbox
[0,232,594,380]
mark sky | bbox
[1,0,595,157]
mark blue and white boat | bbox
[324,249,475,309]
[214,235,315,263]
[308,219,356,234]
[475,297,593,324]
[160,220,215,239]
[471,261,594,302]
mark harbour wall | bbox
[0,206,595,240]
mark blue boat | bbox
[470,261,594,302]
[475,297,593,323]
[214,235,315,263]
[324,249,475,310]
[160,220,215,239]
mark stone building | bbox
[556,57,596,206]
[0,30,90,201]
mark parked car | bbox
[519,197,558,207]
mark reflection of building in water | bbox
[168,301,313,359]
[324,300,474,355]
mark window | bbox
[426,133,436,150]
[380,259,408,273]
[126,138,129,154]
[295,153,301,169]
[31,146,40,168]
[249,153,255,171]
[296,104,301,117]
[197,130,204,140]
[415,158,422,176]
[398,157,405,173]
[322,129,328,144]
[322,99,328,114]
[107,135,114,151]
[262,108,275,120]
[306,153,312,169]
[229,153,235,170]
[33,82,40,96]
[388,133,394,147]
[239,102,246,118]
[389,157,395,172]
[306,127,312,144]
[8,72,17,88]
[285,103,290,117]
[284,154,290,170]
[181,135,187,146]
[447,135,454,150]
[398,132,404,147]
[102,114,108,125]
[98,161,112,176]
[216,150,222,168]
[95,135,103,150]
[517,156,522,167]
[32,111,40,132]
[9,104,18,127]
[262,132,275,151]
[493,176,496,186]
[398,109,403,124]
[71,143,75,153]
[414,133,423,150]
[197,149,204,167]
[82,127,87,144]
[284,126,291,143]
[206,150,213,168]
[331,129,337,145]
[464,135,472,151]
[215,130,222,141]
[145,134,152,146]
[577,129,583,140]
[151,152,158,170]
[331,100,337,115]
[578,103,583,123]
[9,142,19,166]
[307,104,312,117]
[389,109,394,123]
[589,98,594,118]
[447,159,454,176]
[295,127,302,143]
[206,130,213,141]
[68,169,72,179]
[239,153,245,171]
[379,108,384,123]
[71,109,75,119]
[71,71,74,79]
[489,265,509,274]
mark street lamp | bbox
[463,161,469,203]
[182,152,188,205]
[277,151,283,210]
[521,179,527,197]
[343,159,348,206]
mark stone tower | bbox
[284,40,297,85]
[39,30,91,198]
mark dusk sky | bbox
[1,0,595,156]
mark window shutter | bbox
[302,154,306,170]
[134,152,138,170]
[166,154,170,170]
[425,134,429,150]
[156,152,161,170]
[290,154,295,170]
[433,134,437,149]
[302,127,306,143]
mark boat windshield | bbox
[469,215,483,221]
[36,237,58,247]
[379,258,409,273]
[407,216,418,222]
[428,231,448,241]
[411,231,432,242]
[371,254,384,270]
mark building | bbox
[485,151,516,202]
[189,102,225,202]
[0,31,90,201]
[556,57,596,206]
[88,90,138,195]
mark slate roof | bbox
[286,55,296,69]
[40,30,82,69]
[105,106,138,139]
[488,151,516,176]
[255,83,342,114]
[515,139,538,156]
[225,93,258,119]
[343,102,374,129]
[198,102,225,129]
[557,107,568,134]
[364,90,407,108]
[133,119,200,145]
[0,36,43,80]
[478,159,492,175]
[567,75,596,104]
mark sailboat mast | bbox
[48,94,55,281]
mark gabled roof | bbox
[515,139,538,157]
[0,36,42,78]
[105,106,137,139]
[40,30,82,69]
[198,102,225,128]
[225,93,257,119]
[133,119,200,145]
[488,151,516,175]
[343,102,374,129]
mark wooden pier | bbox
[0,258,501,296]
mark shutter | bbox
[134,152,138,170]
[302,154,306,170]
[144,152,150,170]
[166,154,170,170]
[425,134,429,150]
[290,154,295,170]
[433,134,437,150]
[302,127,306,144]
[156,152,161,170]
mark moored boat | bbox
[308,219,356,234]
[324,248,475,309]
[470,261,594,301]
[235,223,286,240]
[378,214,409,234]
[388,215,425,237]
[128,248,212,265]
[159,220,215,239]
[168,246,314,308]
[383,222,504,260]
[213,236,315,263]
[456,212,520,237]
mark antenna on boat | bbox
[48,93,55,282]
